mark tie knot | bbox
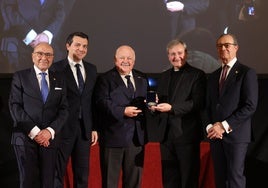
[125,75,134,94]
[75,64,81,68]
[40,72,47,77]
[223,65,229,70]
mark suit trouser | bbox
[14,144,57,188]
[55,120,90,188]
[210,140,248,188]
[99,141,144,188]
[160,141,200,188]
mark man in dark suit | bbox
[9,42,69,188]
[0,0,65,73]
[204,33,258,188]
[152,39,206,188]
[164,0,209,38]
[94,45,148,188]
[50,32,98,188]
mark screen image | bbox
[0,0,267,74]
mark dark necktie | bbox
[40,72,49,103]
[75,64,84,94]
[219,65,229,93]
[125,75,134,96]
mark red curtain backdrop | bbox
[64,142,215,188]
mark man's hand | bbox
[207,122,225,140]
[153,103,172,112]
[34,129,51,147]
[166,1,184,12]
[30,33,49,48]
[91,131,98,146]
[124,106,142,117]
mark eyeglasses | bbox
[33,51,54,58]
[216,43,237,49]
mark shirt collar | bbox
[34,65,48,75]
[121,71,133,78]
[221,57,237,69]
[68,56,83,68]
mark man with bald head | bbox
[9,42,68,188]
[94,45,148,188]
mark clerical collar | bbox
[173,64,187,72]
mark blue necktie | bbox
[40,0,45,5]
[40,72,49,103]
[75,64,84,94]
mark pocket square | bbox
[55,87,62,90]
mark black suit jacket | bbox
[0,0,66,72]
[157,63,206,143]
[204,61,258,143]
[9,67,69,148]
[166,0,209,37]
[94,68,148,147]
[1,0,65,38]
[50,59,97,140]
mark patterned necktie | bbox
[40,72,48,103]
[125,75,134,96]
[219,65,229,93]
[75,64,84,94]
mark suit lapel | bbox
[63,61,80,95]
[133,71,144,97]
[29,68,43,102]
[214,68,222,96]
[220,62,240,95]
[83,62,94,94]
[112,68,130,97]
[46,71,57,102]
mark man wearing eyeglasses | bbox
[203,33,258,188]
[9,42,68,188]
